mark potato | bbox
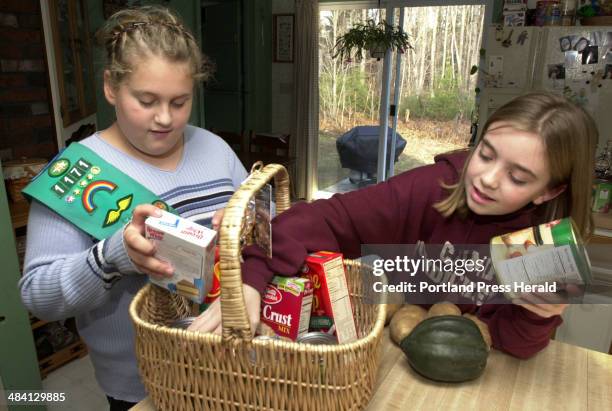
[389,305,427,345]
[427,302,461,318]
[463,313,492,350]
[385,303,402,325]
[384,291,405,325]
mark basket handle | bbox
[219,163,290,342]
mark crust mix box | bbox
[145,210,216,303]
[260,276,313,341]
[302,251,357,344]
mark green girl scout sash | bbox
[22,143,174,240]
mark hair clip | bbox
[126,22,149,31]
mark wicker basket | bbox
[129,163,386,411]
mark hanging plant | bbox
[332,19,412,62]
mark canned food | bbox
[169,317,196,329]
[297,332,338,345]
[560,0,576,26]
[535,0,561,26]
[490,218,591,299]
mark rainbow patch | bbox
[82,180,117,213]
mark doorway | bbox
[316,1,490,198]
[201,0,245,133]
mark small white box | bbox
[145,210,217,302]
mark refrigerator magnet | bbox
[547,64,565,80]
[582,46,598,65]
[495,26,504,42]
[502,29,514,48]
[574,37,590,53]
[590,32,605,47]
[565,51,580,68]
[560,36,571,53]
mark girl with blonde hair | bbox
[193,92,598,360]
[20,6,247,409]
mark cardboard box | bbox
[261,276,313,341]
[145,210,216,303]
[302,251,358,344]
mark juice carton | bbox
[145,210,216,303]
[260,276,313,341]
[302,251,358,344]
[592,179,612,213]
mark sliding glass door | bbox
[316,1,490,198]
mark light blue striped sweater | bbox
[19,125,247,402]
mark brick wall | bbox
[0,0,56,161]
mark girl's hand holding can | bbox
[512,283,581,318]
[124,204,174,278]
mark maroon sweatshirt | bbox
[242,150,562,359]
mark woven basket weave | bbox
[129,163,386,411]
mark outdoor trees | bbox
[319,5,485,128]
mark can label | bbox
[490,218,591,299]
[260,276,313,341]
[170,317,196,329]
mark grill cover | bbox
[336,126,406,174]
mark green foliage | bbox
[320,65,474,124]
[320,67,377,114]
[401,74,474,121]
[577,4,596,17]
[333,19,412,62]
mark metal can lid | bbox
[297,332,337,345]
[169,317,196,329]
[550,217,578,246]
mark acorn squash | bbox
[399,315,489,382]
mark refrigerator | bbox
[478,25,612,353]
[478,25,612,154]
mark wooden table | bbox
[365,330,612,411]
[131,329,612,411]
